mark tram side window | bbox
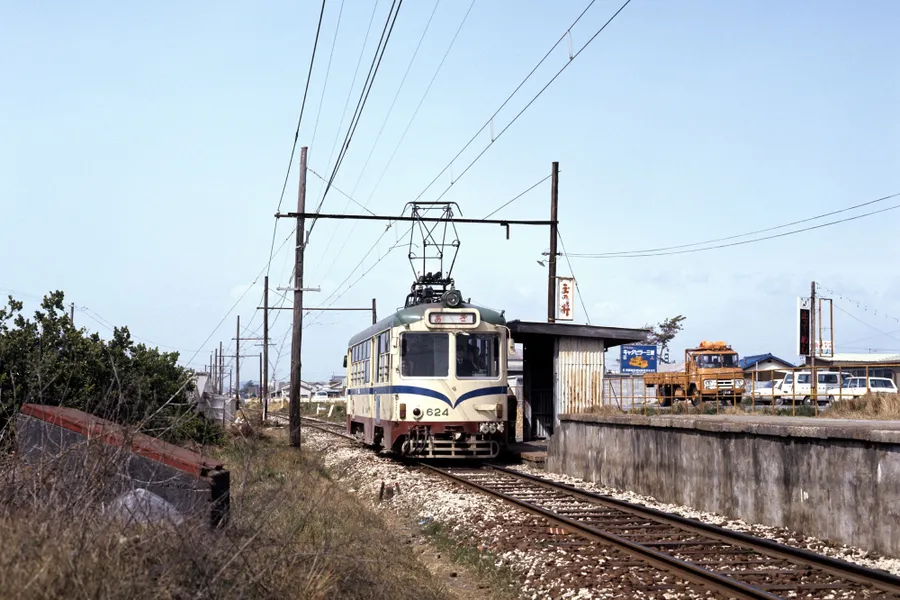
[350,340,371,386]
[376,331,391,382]
[400,333,449,378]
[456,333,500,378]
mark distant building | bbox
[802,353,900,385]
[740,353,797,382]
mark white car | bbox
[830,377,898,400]
[749,379,784,404]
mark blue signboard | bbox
[620,345,658,374]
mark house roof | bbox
[739,353,797,370]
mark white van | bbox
[777,371,843,405]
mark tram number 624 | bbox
[425,408,449,417]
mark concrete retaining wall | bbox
[547,413,900,556]
[16,404,229,528]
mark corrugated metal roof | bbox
[815,353,900,364]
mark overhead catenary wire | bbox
[418,0,632,206]
[313,0,443,264]
[311,0,381,213]
[264,0,328,280]
[412,0,605,204]
[306,0,404,244]
[306,174,557,328]
[309,0,476,287]
[581,192,900,258]
[566,195,900,258]
[306,0,347,163]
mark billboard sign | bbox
[798,297,810,356]
[556,277,574,321]
[621,345,658,374]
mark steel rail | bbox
[488,465,900,596]
[421,463,781,600]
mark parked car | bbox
[778,371,843,406]
[830,376,899,400]
[749,379,784,404]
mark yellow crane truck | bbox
[644,341,745,406]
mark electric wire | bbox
[307,0,346,163]
[311,0,381,211]
[566,196,900,258]
[310,0,476,287]
[306,0,404,244]
[413,0,605,204]
[581,192,900,258]
[557,229,592,325]
[313,0,442,264]
[264,0,328,280]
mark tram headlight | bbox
[412,407,422,419]
[479,422,489,434]
[488,422,497,433]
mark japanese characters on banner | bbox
[556,277,574,321]
[620,345,659,374]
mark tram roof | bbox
[347,302,506,347]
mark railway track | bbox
[421,464,900,600]
[269,414,355,440]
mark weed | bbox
[0,426,453,600]
[422,521,518,599]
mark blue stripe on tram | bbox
[347,385,508,408]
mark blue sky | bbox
[2,0,899,382]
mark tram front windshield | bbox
[456,333,499,378]
[401,333,449,377]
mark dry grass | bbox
[587,404,625,416]
[0,428,453,600]
[824,393,900,420]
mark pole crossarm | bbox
[276,212,555,226]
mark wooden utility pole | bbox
[289,146,308,448]
[70,303,75,324]
[263,275,269,421]
[213,347,219,392]
[259,353,263,400]
[235,315,241,409]
[810,280,817,411]
[547,161,559,323]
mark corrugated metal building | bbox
[507,321,647,441]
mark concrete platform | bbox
[505,439,547,465]
[561,412,900,443]
[548,412,900,556]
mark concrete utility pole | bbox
[70,303,75,324]
[213,348,218,393]
[810,280,817,410]
[235,315,241,409]
[259,353,263,400]
[263,275,269,421]
[219,341,224,394]
[547,161,559,323]
[372,298,377,325]
[289,146,308,448]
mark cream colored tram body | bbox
[345,302,509,458]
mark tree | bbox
[0,291,221,448]
[643,315,686,364]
